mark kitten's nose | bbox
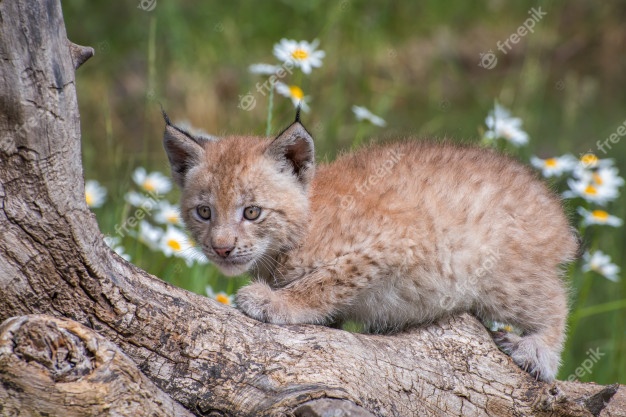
[213,246,235,258]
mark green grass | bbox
[65,0,626,384]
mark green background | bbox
[64,0,626,383]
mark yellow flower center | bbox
[288,86,304,100]
[85,193,94,207]
[167,214,179,224]
[167,239,182,252]
[581,154,598,166]
[591,210,609,221]
[584,185,597,195]
[544,158,558,168]
[291,48,308,60]
[143,179,156,192]
[592,173,603,185]
[216,293,231,305]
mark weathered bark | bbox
[0,0,623,416]
[0,315,193,417]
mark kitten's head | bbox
[162,112,314,276]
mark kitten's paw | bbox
[235,283,309,325]
[491,330,522,355]
[235,282,275,322]
[491,331,558,382]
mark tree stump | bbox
[0,315,193,416]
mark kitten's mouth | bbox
[212,257,252,276]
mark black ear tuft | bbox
[162,110,208,187]
[295,104,302,124]
[162,109,208,145]
[161,105,172,126]
[267,120,315,188]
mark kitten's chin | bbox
[214,261,251,277]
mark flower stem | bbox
[265,85,274,137]
[572,298,626,320]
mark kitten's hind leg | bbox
[492,327,563,382]
[488,284,568,382]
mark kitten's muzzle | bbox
[213,245,236,258]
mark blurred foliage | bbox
[63,0,626,384]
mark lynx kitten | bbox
[163,111,577,381]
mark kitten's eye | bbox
[243,206,262,221]
[196,205,211,220]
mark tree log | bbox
[0,315,194,416]
[0,0,623,416]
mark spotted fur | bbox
[163,115,578,381]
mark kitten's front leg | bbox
[236,281,331,325]
[236,259,370,325]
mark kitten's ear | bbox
[267,120,315,187]
[162,110,209,187]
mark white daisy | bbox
[249,63,283,75]
[159,226,192,258]
[186,247,209,265]
[206,286,235,306]
[484,103,529,146]
[576,153,614,171]
[489,321,518,334]
[273,39,325,74]
[104,236,131,261]
[352,105,387,127]
[125,190,159,208]
[564,177,620,205]
[136,220,163,251]
[275,82,310,112]
[530,154,577,178]
[154,201,182,226]
[572,154,615,180]
[577,207,623,227]
[132,167,172,195]
[582,251,620,282]
[592,166,625,190]
[565,167,624,205]
[159,226,207,267]
[85,180,107,208]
